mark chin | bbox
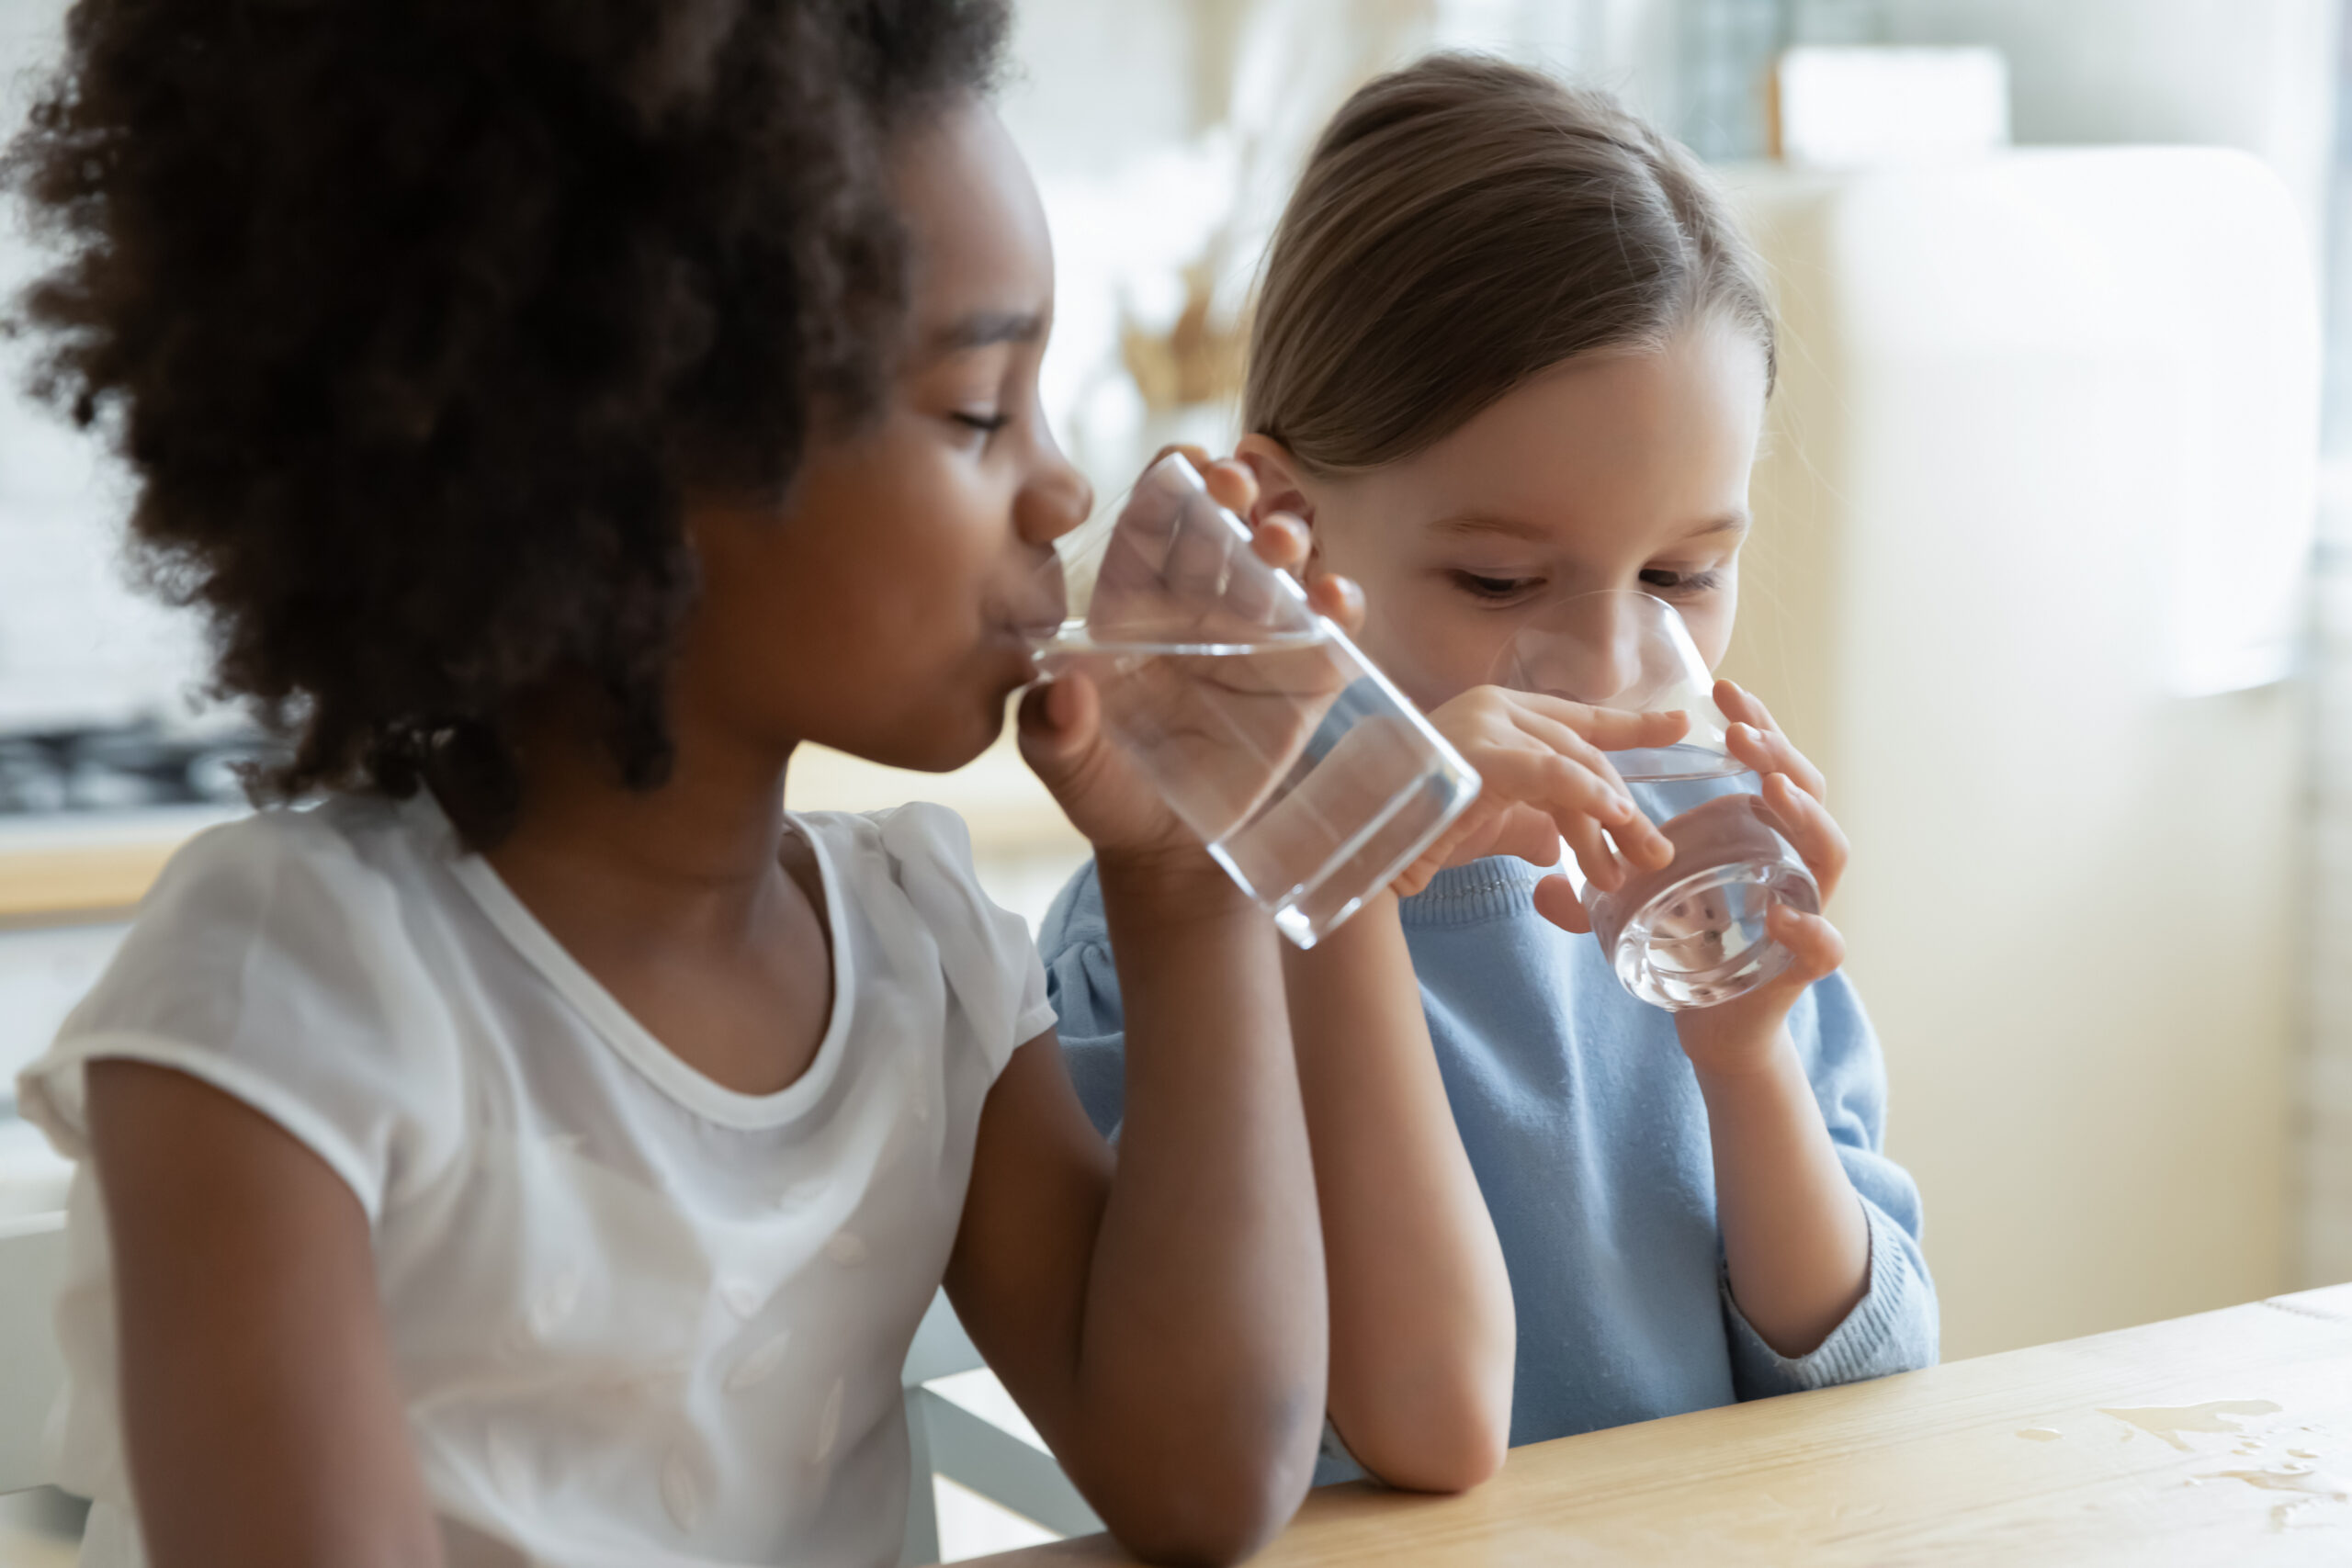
[860,704,1004,775]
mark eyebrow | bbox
[922,309,1047,357]
[1427,512,1554,543]
[1427,510,1751,543]
[1681,512,1752,540]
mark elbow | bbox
[1336,1370,1512,1495]
[1103,1482,1303,1568]
[1363,1420,1508,1496]
[1092,1401,1321,1567]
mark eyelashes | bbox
[1638,567,1725,596]
[951,411,1012,436]
[1449,567,1728,602]
[1453,572,1535,601]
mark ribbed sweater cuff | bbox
[1721,1198,1931,1397]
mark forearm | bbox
[1283,893,1512,1490]
[1069,852,1328,1549]
[1698,1035,1871,1357]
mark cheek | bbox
[1360,585,1517,710]
[797,439,998,638]
[1685,592,1739,671]
[1309,518,1521,705]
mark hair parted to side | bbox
[1245,53,1775,475]
[3,0,1007,845]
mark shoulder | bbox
[1031,856,1125,1134]
[795,804,997,911]
[1786,969,1881,1063]
[1038,854,1106,959]
[151,790,413,900]
[101,794,432,998]
[21,793,466,1221]
[797,803,1052,1073]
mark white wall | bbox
[0,0,208,734]
[1807,0,2347,1302]
[1876,0,2341,246]
[1727,148,2316,1355]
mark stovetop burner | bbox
[0,722,281,815]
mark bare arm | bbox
[1279,892,1512,1491]
[1670,681,1870,1355]
[947,451,1336,1560]
[84,1060,442,1568]
[1693,1038,1871,1354]
[1256,678,1698,1485]
[944,855,1325,1567]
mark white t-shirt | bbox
[17,790,1053,1568]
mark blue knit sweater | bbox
[1040,852,1939,1482]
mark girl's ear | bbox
[1235,434,1317,534]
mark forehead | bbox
[889,101,1053,335]
[1389,321,1769,545]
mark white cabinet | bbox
[0,921,123,1215]
[1724,150,2313,1357]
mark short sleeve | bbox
[1036,859,1127,1139]
[872,803,1055,1079]
[1720,971,1940,1397]
[13,807,468,1227]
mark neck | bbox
[483,704,797,937]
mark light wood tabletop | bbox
[970,1281,2352,1566]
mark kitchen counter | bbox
[0,806,239,926]
[0,735,1081,927]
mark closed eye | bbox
[1452,570,1541,602]
[1639,567,1725,596]
[952,411,1012,436]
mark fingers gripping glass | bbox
[1019,455,1478,947]
[1496,591,1818,1010]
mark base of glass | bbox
[1236,764,1479,949]
[1604,854,1820,1010]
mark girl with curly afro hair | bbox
[10,4,1351,1562]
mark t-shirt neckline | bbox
[413,791,858,1130]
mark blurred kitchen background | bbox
[5,0,2352,1560]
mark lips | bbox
[988,548,1069,646]
[983,626,1044,682]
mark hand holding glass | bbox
[1495,591,1818,1010]
[1022,455,1477,947]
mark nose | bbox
[1015,423,1093,548]
[1508,594,1647,705]
[1578,601,1645,704]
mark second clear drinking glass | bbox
[1496,591,1818,1010]
[1017,455,1478,947]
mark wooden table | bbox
[975,1282,2352,1565]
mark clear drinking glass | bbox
[1019,454,1478,947]
[1496,591,1818,1010]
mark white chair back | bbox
[0,1213,67,1495]
[898,1289,1101,1565]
